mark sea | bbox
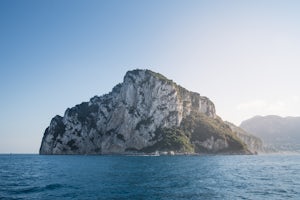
[0,154,299,200]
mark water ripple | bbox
[0,154,300,200]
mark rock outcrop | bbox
[225,121,264,154]
[40,69,250,155]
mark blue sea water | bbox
[0,155,299,200]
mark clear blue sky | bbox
[1,0,300,153]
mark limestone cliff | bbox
[40,69,249,155]
[225,121,264,154]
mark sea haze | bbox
[0,155,299,200]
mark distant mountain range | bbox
[240,115,300,152]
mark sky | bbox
[1,0,300,153]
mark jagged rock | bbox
[225,121,264,154]
[40,69,250,155]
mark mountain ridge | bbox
[240,115,300,152]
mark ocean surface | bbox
[0,155,299,200]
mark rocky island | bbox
[40,69,261,155]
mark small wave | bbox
[273,188,288,193]
[0,196,23,200]
[44,183,63,190]
[9,184,64,195]
[11,187,41,194]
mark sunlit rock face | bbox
[40,69,249,155]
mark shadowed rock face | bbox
[225,121,264,154]
[40,69,249,155]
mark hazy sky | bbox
[1,0,300,153]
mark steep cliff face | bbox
[40,69,249,155]
[225,121,264,154]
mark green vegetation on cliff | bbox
[141,127,194,153]
[140,112,249,154]
[181,112,248,153]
